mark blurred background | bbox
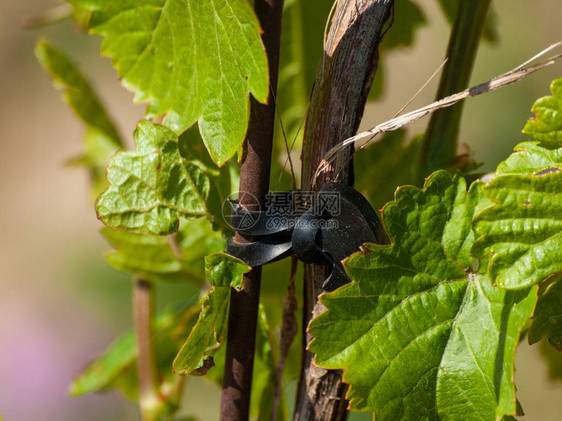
[0,0,561,419]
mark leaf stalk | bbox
[134,278,161,420]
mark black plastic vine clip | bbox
[226,191,297,267]
[226,183,383,291]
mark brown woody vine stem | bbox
[219,0,284,420]
[295,1,394,420]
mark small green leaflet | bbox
[522,78,562,148]
[35,40,123,196]
[96,120,220,235]
[308,171,537,419]
[70,0,268,166]
[473,78,562,289]
[69,303,200,400]
[173,252,250,375]
[34,40,121,144]
[101,217,225,284]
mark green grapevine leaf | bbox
[101,218,225,284]
[70,0,268,166]
[35,40,123,195]
[173,253,250,375]
[308,171,537,418]
[523,78,562,148]
[96,120,224,235]
[529,276,562,349]
[473,79,562,290]
[472,171,562,289]
[35,40,121,144]
[495,141,562,176]
[69,303,200,399]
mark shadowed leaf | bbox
[529,276,562,349]
[101,218,225,283]
[173,253,249,374]
[539,339,562,380]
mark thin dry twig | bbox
[313,42,562,186]
[272,256,299,421]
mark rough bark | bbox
[294,1,394,420]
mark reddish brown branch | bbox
[220,1,285,420]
